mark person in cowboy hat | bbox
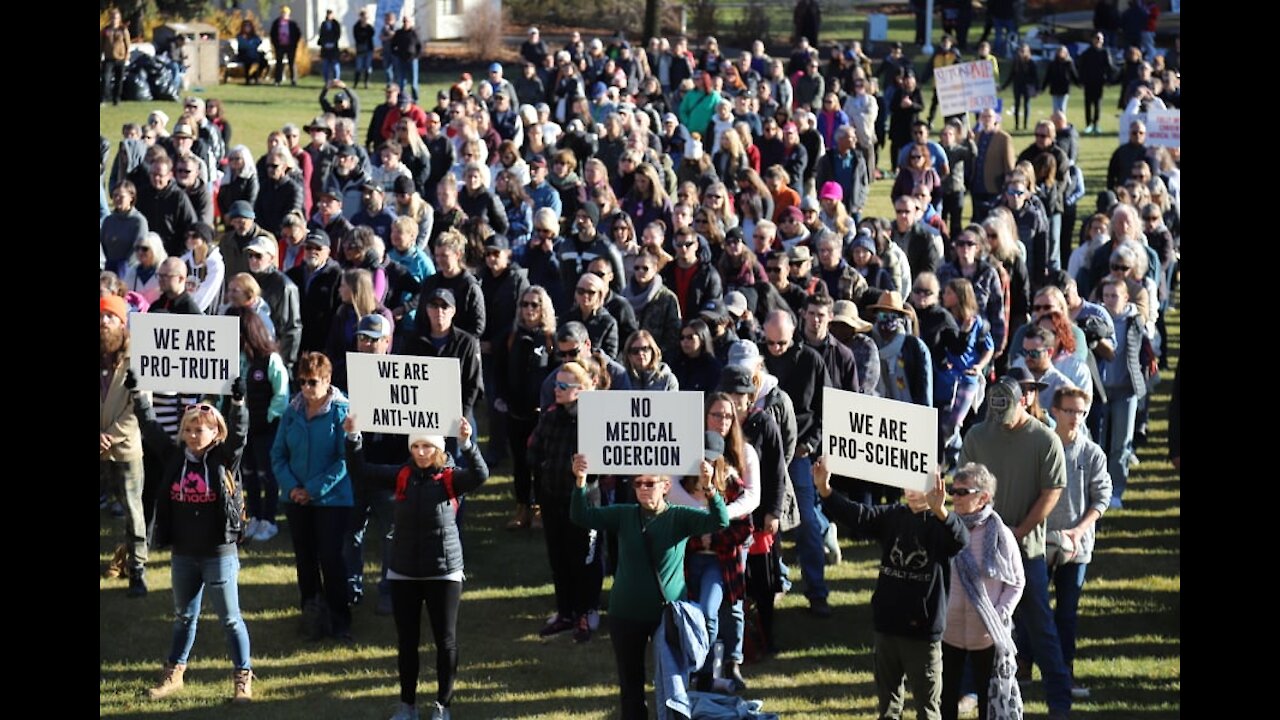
[828,299,880,397]
[867,290,932,408]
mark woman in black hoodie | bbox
[130,373,255,703]
[344,415,489,720]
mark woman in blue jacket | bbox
[938,278,994,468]
[271,351,354,641]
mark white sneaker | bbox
[245,518,262,540]
[256,522,279,541]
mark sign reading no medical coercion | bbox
[934,60,999,117]
[578,391,705,476]
[821,388,937,493]
[129,314,239,395]
[346,353,463,436]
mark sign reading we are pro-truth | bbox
[822,388,937,492]
[346,353,463,436]
[578,391,705,476]
[129,314,239,395]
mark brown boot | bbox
[506,503,530,530]
[147,663,186,699]
[529,505,543,530]
[232,668,254,703]
[103,543,130,579]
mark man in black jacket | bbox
[150,258,203,315]
[761,309,831,617]
[391,15,423,102]
[286,229,344,354]
[890,196,942,284]
[661,226,723,321]
[136,154,198,257]
[1078,32,1116,135]
[800,293,859,393]
[366,85,401,153]
[413,288,484,449]
[479,235,530,464]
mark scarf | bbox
[623,274,664,315]
[955,506,1024,720]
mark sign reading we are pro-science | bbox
[346,353,463,436]
[578,391,705,476]
[129,313,239,396]
[822,388,937,493]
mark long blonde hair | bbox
[343,268,377,317]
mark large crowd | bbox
[100,3,1181,718]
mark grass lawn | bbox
[100,64,1179,719]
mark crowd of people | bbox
[101,5,1180,718]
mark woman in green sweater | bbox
[569,453,729,720]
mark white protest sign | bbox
[578,391,705,476]
[1145,108,1180,148]
[933,60,999,117]
[821,387,937,492]
[129,313,239,395]
[346,353,463,436]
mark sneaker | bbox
[1071,684,1091,699]
[147,662,186,699]
[957,692,979,716]
[823,523,841,565]
[807,597,832,618]
[586,609,600,631]
[390,702,420,720]
[539,613,574,637]
[428,701,450,720]
[128,572,148,598]
[245,518,262,539]
[256,521,279,541]
[232,668,254,703]
[572,614,592,643]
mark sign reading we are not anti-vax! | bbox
[822,388,937,493]
[346,353,463,436]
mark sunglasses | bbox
[519,300,541,308]
[184,403,215,415]
[1111,264,1131,272]
[1025,348,1049,358]
[554,381,582,391]
[1032,303,1056,312]
[299,378,324,388]
[765,339,788,348]
[1005,189,1027,197]
[556,347,581,358]
[765,266,783,274]
[575,287,598,296]
[676,241,697,248]
[946,485,981,497]
[633,479,663,489]
[135,246,152,253]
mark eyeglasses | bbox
[1024,348,1049,358]
[946,485,981,497]
[184,403,215,415]
[1111,264,1131,272]
[633,479,663,489]
[299,378,324,388]
[554,381,582,391]
[519,300,541,308]
[575,287,598,296]
[628,346,653,356]
[1032,303,1056,312]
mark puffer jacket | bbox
[346,435,489,577]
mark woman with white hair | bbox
[344,413,487,720]
[218,145,259,219]
[940,462,1025,720]
[123,232,169,305]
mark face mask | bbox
[876,317,904,337]
[1092,232,1109,245]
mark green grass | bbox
[100,60,1179,719]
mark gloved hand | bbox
[124,369,138,391]
[231,376,246,402]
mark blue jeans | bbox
[718,545,749,663]
[1047,212,1063,273]
[1140,31,1156,61]
[322,58,341,84]
[1103,392,1138,502]
[1013,555,1072,714]
[345,486,395,601]
[168,553,252,670]
[993,18,1018,57]
[1051,94,1069,113]
[355,51,373,75]
[383,47,396,84]
[395,57,419,101]
[787,456,828,602]
[1052,561,1089,673]
[688,553,725,674]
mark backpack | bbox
[395,465,459,513]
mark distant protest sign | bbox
[1145,108,1180,148]
[129,314,239,395]
[821,388,937,492]
[578,391,704,476]
[346,354,463,436]
[934,60,999,116]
